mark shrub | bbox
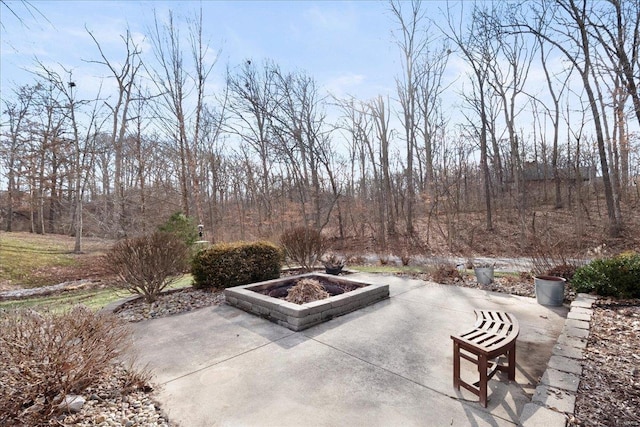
[108,231,189,302]
[429,262,463,284]
[0,306,131,425]
[572,252,640,298]
[158,211,199,247]
[545,263,578,281]
[191,241,283,289]
[285,278,329,304]
[280,226,328,272]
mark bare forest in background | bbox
[2,0,639,257]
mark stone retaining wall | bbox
[520,293,598,427]
[225,276,389,331]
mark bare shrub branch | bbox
[280,227,328,272]
[0,306,132,425]
[108,231,189,302]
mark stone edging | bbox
[519,293,598,426]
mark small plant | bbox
[0,306,133,425]
[191,241,283,289]
[322,253,345,274]
[429,262,464,284]
[322,253,345,269]
[285,278,329,304]
[529,239,585,277]
[572,251,640,298]
[378,253,390,265]
[400,253,412,266]
[545,263,578,281]
[470,259,496,269]
[108,231,189,303]
[280,226,328,272]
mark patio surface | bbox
[130,273,568,426]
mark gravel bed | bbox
[58,287,225,426]
[113,287,225,322]
[59,365,169,427]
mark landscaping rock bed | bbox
[55,365,170,427]
[113,288,225,322]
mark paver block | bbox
[569,307,593,316]
[564,319,589,330]
[548,355,583,375]
[532,385,577,414]
[541,368,580,392]
[552,344,583,360]
[557,334,587,349]
[567,311,591,322]
[570,300,594,309]
[562,326,589,339]
[576,293,597,301]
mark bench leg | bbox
[508,344,516,381]
[453,341,460,390]
[478,354,488,407]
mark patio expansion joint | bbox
[159,330,298,386]
[519,293,597,427]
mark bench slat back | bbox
[453,309,519,355]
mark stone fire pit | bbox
[224,273,389,331]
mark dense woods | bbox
[1,0,639,254]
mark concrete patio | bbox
[130,273,569,426]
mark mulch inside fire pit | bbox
[253,277,363,300]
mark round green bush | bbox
[191,241,283,289]
[572,251,640,298]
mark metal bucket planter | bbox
[534,275,566,306]
[474,266,495,285]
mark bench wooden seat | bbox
[451,310,519,407]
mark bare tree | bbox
[445,3,497,230]
[485,5,537,244]
[534,33,573,208]
[33,64,102,252]
[1,85,38,231]
[227,60,278,229]
[147,8,218,227]
[269,67,333,230]
[86,27,143,237]
[415,41,451,200]
[586,0,639,199]
[370,95,397,239]
[390,0,427,235]
[519,0,622,236]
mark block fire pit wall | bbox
[224,274,390,331]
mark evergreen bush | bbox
[191,241,283,289]
[572,251,640,298]
[158,212,199,247]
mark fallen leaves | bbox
[571,299,640,427]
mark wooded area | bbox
[1,0,639,254]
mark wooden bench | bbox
[451,310,519,407]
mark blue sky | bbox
[1,1,449,103]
